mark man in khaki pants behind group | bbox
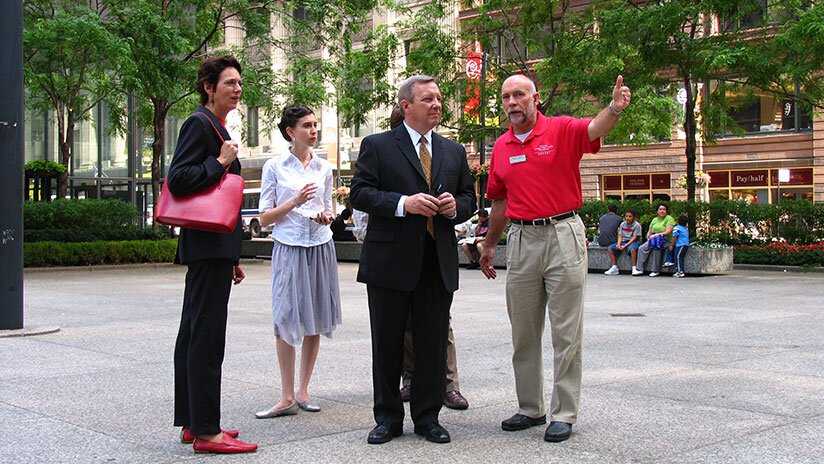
[480,73,631,442]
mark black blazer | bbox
[166,106,243,265]
[350,124,476,292]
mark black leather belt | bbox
[510,211,577,226]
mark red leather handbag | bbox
[155,114,244,233]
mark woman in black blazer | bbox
[167,56,257,455]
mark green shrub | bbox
[25,160,66,177]
[581,199,824,245]
[24,199,172,242]
[24,239,178,267]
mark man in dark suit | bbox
[350,75,476,445]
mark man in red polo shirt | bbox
[480,74,631,443]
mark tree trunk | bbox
[151,100,168,229]
[57,111,77,200]
[683,76,697,238]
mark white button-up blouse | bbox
[259,152,334,247]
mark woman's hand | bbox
[291,183,318,208]
[232,265,245,285]
[313,211,334,225]
[217,141,239,168]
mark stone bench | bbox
[241,240,733,275]
[586,244,733,275]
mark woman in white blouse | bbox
[255,106,342,418]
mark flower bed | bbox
[734,241,824,267]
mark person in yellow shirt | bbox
[634,204,676,277]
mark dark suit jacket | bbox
[350,124,476,292]
[166,106,243,265]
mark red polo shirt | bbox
[485,113,600,219]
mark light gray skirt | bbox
[270,239,341,347]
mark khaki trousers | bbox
[402,318,459,392]
[506,216,587,423]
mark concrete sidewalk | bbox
[2,262,824,463]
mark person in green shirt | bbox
[633,204,676,277]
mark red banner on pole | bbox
[464,51,482,116]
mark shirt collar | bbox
[505,112,549,144]
[283,149,315,168]
[403,121,433,148]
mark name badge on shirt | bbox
[509,154,527,164]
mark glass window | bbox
[725,85,811,134]
[625,194,650,201]
[165,116,184,177]
[731,188,769,204]
[72,118,97,177]
[720,0,767,31]
[24,108,47,162]
[709,190,730,201]
[247,107,259,147]
[99,102,129,178]
[771,188,813,202]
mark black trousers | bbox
[367,236,452,428]
[173,259,234,436]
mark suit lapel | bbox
[393,125,427,183]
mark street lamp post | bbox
[0,0,25,330]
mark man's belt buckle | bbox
[528,211,576,225]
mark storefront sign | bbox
[623,174,650,190]
[731,170,768,187]
[709,171,729,188]
[651,174,670,189]
[770,168,812,186]
[604,175,621,190]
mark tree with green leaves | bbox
[452,0,824,234]
[592,0,824,233]
[103,0,279,217]
[23,0,131,197]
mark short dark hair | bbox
[607,204,618,213]
[196,56,242,105]
[277,106,315,142]
[477,208,489,217]
[678,213,688,226]
[626,209,636,218]
[656,203,669,213]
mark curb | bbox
[23,258,263,273]
[24,263,178,273]
[734,263,824,273]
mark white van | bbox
[241,187,269,238]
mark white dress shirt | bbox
[259,151,334,247]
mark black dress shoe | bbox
[501,413,547,431]
[544,421,572,442]
[367,424,403,445]
[414,423,451,444]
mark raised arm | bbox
[587,75,632,142]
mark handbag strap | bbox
[194,111,231,172]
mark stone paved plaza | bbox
[2,262,824,463]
